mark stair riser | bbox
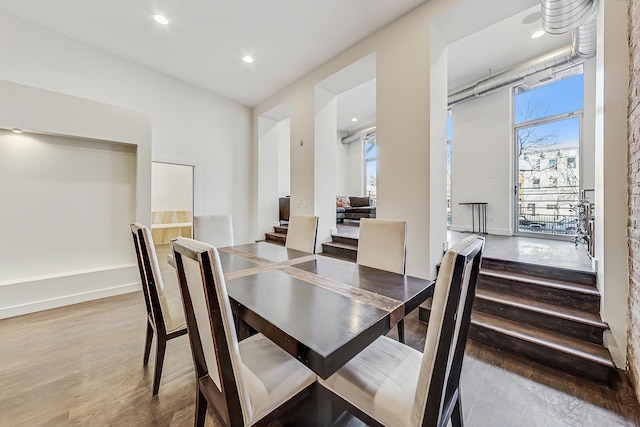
[482,258,596,286]
[321,244,357,262]
[474,298,605,345]
[330,235,359,246]
[265,235,286,245]
[468,323,612,385]
[478,274,600,314]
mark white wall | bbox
[594,0,630,368]
[151,162,193,213]
[336,138,365,197]
[257,117,281,236]
[254,0,459,279]
[314,87,338,249]
[0,10,252,243]
[278,119,291,197]
[0,10,252,317]
[450,89,513,235]
[0,80,151,319]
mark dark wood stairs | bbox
[321,234,358,262]
[264,225,288,246]
[419,256,615,385]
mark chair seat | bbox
[239,333,316,425]
[319,335,422,427]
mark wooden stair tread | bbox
[265,232,287,238]
[322,241,357,251]
[476,288,608,329]
[472,311,615,368]
[481,268,599,296]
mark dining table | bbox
[217,241,435,380]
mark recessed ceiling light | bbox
[154,14,169,25]
[531,30,545,39]
[242,55,254,64]
[12,128,22,134]
[351,117,358,122]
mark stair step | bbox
[471,312,614,383]
[475,288,608,344]
[274,225,288,234]
[419,300,614,384]
[321,241,357,262]
[330,234,359,246]
[479,268,600,313]
[265,232,287,246]
[481,257,596,286]
[481,268,599,295]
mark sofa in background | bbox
[336,196,376,223]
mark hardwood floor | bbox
[1,283,639,425]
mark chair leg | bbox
[397,319,405,344]
[451,393,463,427]
[143,322,154,365]
[152,336,167,395]
[195,386,208,427]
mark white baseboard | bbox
[0,265,140,319]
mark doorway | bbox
[151,162,194,244]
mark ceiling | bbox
[447,5,572,92]
[0,0,425,107]
[0,0,573,133]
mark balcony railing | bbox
[518,185,579,236]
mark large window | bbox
[365,133,376,203]
[514,65,583,236]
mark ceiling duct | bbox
[541,0,596,34]
[448,0,597,107]
[341,125,376,145]
[448,46,578,107]
[573,12,597,58]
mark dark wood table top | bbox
[219,242,434,379]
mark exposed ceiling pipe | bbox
[541,0,596,34]
[341,125,376,145]
[448,0,597,108]
[573,11,597,58]
[448,45,578,107]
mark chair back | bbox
[356,218,407,274]
[285,215,319,253]
[412,235,484,427]
[193,214,234,247]
[171,237,252,425]
[130,223,172,335]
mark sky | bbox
[514,73,584,146]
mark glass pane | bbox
[515,73,584,124]
[365,134,376,160]
[366,159,376,201]
[516,116,580,235]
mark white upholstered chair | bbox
[168,214,234,268]
[319,235,484,427]
[171,237,317,427]
[194,214,234,247]
[130,223,187,395]
[357,218,408,341]
[285,215,319,253]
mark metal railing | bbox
[517,185,579,235]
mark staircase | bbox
[264,224,288,246]
[321,234,358,262]
[419,257,616,385]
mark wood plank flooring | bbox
[1,244,639,426]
